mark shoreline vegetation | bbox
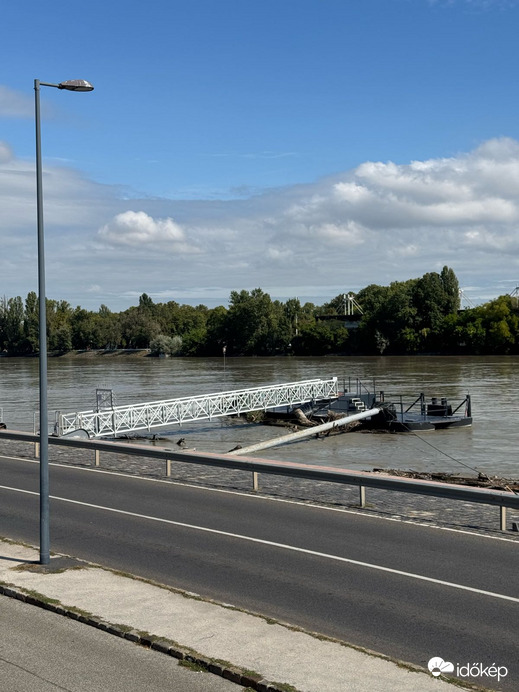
[1,349,518,360]
[2,267,519,357]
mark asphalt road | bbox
[0,595,242,692]
[1,454,517,690]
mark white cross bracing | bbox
[57,377,340,438]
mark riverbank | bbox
[54,349,153,358]
[0,349,152,358]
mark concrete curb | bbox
[0,583,291,692]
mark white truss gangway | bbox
[57,377,340,439]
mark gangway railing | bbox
[57,378,340,439]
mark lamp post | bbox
[34,78,94,565]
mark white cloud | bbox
[98,211,193,249]
[0,86,34,118]
[428,0,519,9]
[2,137,519,309]
[267,247,294,262]
[0,141,14,163]
[334,182,374,204]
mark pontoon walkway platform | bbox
[57,377,340,439]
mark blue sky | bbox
[2,0,519,310]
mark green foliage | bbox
[23,291,39,353]
[355,267,461,354]
[149,334,183,356]
[294,321,348,355]
[178,328,205,355]
[204,305,227,354]
[120,307,161,349]
[224,288,288,355]
[0,296,25,353]
[50,325,73,353]
[320,294,347,315]
[1,268,517,356]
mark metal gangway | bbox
[57,378,340,439]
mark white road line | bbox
[1,483,518,604]
[3,453,519,544]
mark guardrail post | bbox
[33,413,39,457]
[95,450,100,467]
[2,430,519,528]
[500,505,507,531]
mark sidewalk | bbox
[0,538,470,692]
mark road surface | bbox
[0,454,517,690]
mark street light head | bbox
[58,79,94,92]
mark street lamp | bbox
[34,78,94,565]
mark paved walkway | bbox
[0,594,239,692]
[0,538,472,692]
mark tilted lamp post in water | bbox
[34,78,94,565]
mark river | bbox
[0,354,517,478]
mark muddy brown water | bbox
[0,354,517,478]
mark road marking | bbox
[1,483,518,604]
[3,453,519,544]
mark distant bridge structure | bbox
[57,378,340,439]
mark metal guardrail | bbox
[57,378,340,438]
[0,429,518,531]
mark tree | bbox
[0,296,24,353]
[120,308,161,348]
[22,291,39,353]
[412,267,459,339]
[320,294,346,315]
[179,328,207,355]
[480,295,518,353]
[204,306,228,355]
[138,293,155,312]
[149,334,182,356]
[440,266,460,314]
[355,280,418,354]
[412,273,445,332]
[225,289,286,355]
[51,325,73,353]
[355,284,389,354]
[0,266,488,356]
[69,307,98,349]
[355,269,461,354]
[294,321,348,355]
[96,305,122,349]
[284,298,302,342]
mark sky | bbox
[2,0,519,312]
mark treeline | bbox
[1,267,518,356]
